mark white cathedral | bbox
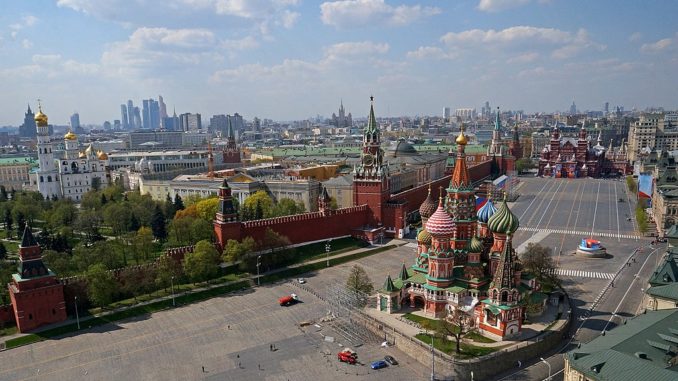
[33,105,110,201]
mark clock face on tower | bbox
[362,154,374,166]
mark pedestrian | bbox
[202,366,205,373]
[258,364,261,370]
[237,354,239,359]
[238,362,241,368]
[270,344,273,351]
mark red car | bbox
[338,350,357,364]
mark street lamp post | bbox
[256,256,262,286]
[171,276,176,307]
[540,357,551,381]
[325,240,331,267]
[74,296,80,330]
[430,332,435,381]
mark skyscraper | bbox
[133,106,142,130]
[142,99,160,129]
[570,101,577,115]
[19,104,37,138]
[120,104,129,130]
[231,113,244,132]
[253,117,261,132]
[179,113,201,131]
[158,95,167,119]
[127,100,136,129]
[443,107,451,120]
[210,114,229,136]
[70,112,80,129]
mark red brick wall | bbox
[239,206,369,244]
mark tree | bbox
[133,227,155,263]
[436,309,476,354]
[190,218,214,244]
[195,197,219,222]
[155,254,183,291]
[183,240,220,283]
[76,209,103,244]
[520,243,558,285]
[173,194,185,211]
[3,207,12,239]
[81,190,103,211]
[345,264,374,304]
[86,263,117,308]
[259,228,291,254]
[164,194,176,220]
[0,186,7,202]
[150,205,167,241]
[515,158,535,174]
[241,190,274,221]
[329,196,339,210]
[104,203,132,238]
[0,242,6,260]
[46,200,77,232]
[274,198,304,217]
[168,216,194,246]
[42,250,73,276]
[91,177,101,191]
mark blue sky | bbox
[0,0,677,126]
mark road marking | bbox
[590,181,601,237]
[614,181,621,241]
[552,269,614,280]
[519,227,640,239]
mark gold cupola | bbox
[455,124,468,145]
[78,151,86,159]
[97,150,108,160]
[34,103,48,127]
[64,130,77,140]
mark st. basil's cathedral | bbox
[377,127,541,341]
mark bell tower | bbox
[353,96,389,227]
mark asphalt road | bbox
[491,177,656,381]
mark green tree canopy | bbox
[183,240,221,283]
[345,264,374,304]
[86,263,117,307]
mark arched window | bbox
[47,176,52,182]
[40,176,44,182]
[501,290,509,303]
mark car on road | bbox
[384,355,398,365]
[370,360,388,370]
[338,350,357,364]
[297,278,306,284]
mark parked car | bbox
[338,350,357,364]
[384,355,398,365]
[370,360,388,370]
[297,278,306,284]
[278,293,299,306]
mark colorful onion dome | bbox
[419,185,436,219]
[417,228,432,245]
[476,199,497,224]
[97,150,108,160]
[78,151,86,159]
[426,196,455,236]
[487,198,519,234]
[64,130,77,140]
[467,235,484,253]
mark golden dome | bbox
[78,151,86,159]
[64,130,77,140]
[34,106,48,127]
[97,150,108,160]
[455,124,468,145]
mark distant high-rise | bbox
[113,120,121,130]
[231,113,244,132]
[158,95,167,119]
[570,101,577,115]
[604,102,609,114]
[127,100,136,129]
[253,117,261,132]
[70,112,80,129]
[132,107,142,130]
[120,104,129,129]
[19,104,37,138]
[142,99,160,129]
[162,108,180,131]
[443,107,451,120]
[180,113,201,131]
[210,114,229,136]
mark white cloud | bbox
[628,32,642,42]
[441,26,604,60]
[21,39,33,49]
[406,46,455,60]
[326,41,389,55]
[0,54,100,80]
[320,0,440,28]
[22,15,38,27]
[8,14,38,40]
[641,38,672,53]
[221,36,259,50]
[507,52,539,63]
[477,0,530,12]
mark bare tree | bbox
[520,243,558,285]
[436,308,476,354]
[345,264,373,306]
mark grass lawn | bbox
[5,279,251,349]
[415,333,502,358]
[403,314,495,343]
[0,324,17,337]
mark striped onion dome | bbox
[487,198,519,235]
[476,199,497,224]
[419,186,437,220]
[467,235,484,253]
[417,228,432,245]
[425,197,455,237]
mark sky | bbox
[0,0,677,126]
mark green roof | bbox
[649,251,678,286]
[382,274,398,292]
[647,283,678,302]
[565,309,678,381]
[0,156,36,166]
[446,286,466,293]
[405,271,428,285]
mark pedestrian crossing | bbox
[520,227,639,240]
[551,268,615,280]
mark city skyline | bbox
[1,0,677,125]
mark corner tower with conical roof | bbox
[8,226,67,332]
[353,96,389,228]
